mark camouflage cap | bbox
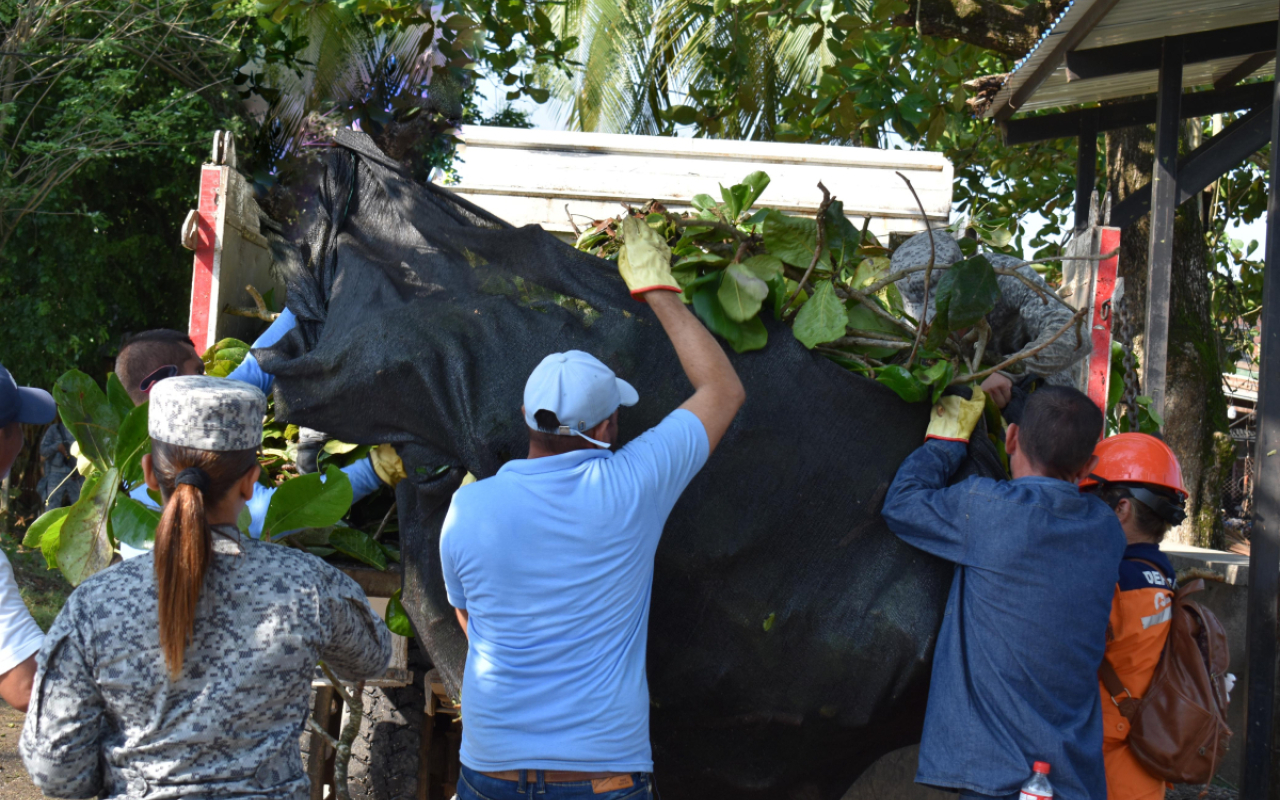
[148,376,265,452]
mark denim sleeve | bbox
[881,439,973,564]
[226,307,297,394]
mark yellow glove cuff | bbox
[370,444,407,487]
[925,386,987,443]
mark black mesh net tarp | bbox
[257,130,1002,800]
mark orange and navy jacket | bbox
[1100,542,1176,741]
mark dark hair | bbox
[116,330,198,404]
[150,439,258,679]
[1086,483,1172,542]
[1017,386,1104,480]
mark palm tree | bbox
[242,4,448,171]
[536,0,850,140]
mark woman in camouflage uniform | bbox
[893,231,1091,410]
[20,376,392,799]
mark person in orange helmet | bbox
[1079,433,1187,800]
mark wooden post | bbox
[1242,8,1280,797]
[1074,113,1098,231]
[308,686,336,800]
[1142,37,1182,421]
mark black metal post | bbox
[1242,9,1280,797]
[1075,114,1098,230]
[1142,37,1182,421]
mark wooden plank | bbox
[308,685,335,800]
[340,564,402,597]
[1002,80,1273,145]
[997,0,1126,120]
[1065,21,1277,80]
[451,125,955,239]
[1214,50,1277,89]
[1242,9,1280,796]
[1142,37,1183,422]
[1110,102,1272,229]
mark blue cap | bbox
[0,364,55,428]
[523,351,639,447]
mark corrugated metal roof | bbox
[985,0,1278,118]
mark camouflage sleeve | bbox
[999,265,1090,378]
[19,600,105,799]
[314,562,393,682]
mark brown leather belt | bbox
[482,771,635,793]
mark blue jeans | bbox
[457,767,654,800]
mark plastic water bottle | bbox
[1019,761,1053,800]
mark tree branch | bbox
[893,0,1071,59]
[784,182,833,317]
[674,216,746,242]
[952,306,1088,385]
[896,172,935,367]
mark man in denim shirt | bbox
[882,386,1125,800]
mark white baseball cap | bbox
[523,351,639,447]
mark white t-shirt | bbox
[0,551,42,674]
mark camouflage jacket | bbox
[20,526,391,799]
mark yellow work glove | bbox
[370,444,407,487]
[617,216,679,301]
[925,386,986,443]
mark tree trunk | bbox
[1106,125,1231,548]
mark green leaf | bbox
[738,171,771,212]
[763,210,827,269]
[720,183,743,221]
[322,439,360,455]
[691,193,718,212]
[916,361,956,403]
[717,262,769,322]
[110,495,160,550]
[850,256,891,289]
[763,612,776,632]
[54,370,122,471]
[926,255,1001,350]
[823,200,861,260]
[876,365,929,403]
[106,373,134,420]
[385,588,414,637]
[792,281,846,349]
[740,254,784,283]
[263,465,354,539]
[381,543,401,563]
[691,284,768,353]
[114,402,150,489]
[939,255,1001,330]
[845,303,904,358]
[667,104,699,125]
[329,528,387,570]
[59,467,119,586]
[23,507,70,557]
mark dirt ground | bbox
[0,702,39,800]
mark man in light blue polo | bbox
[440,217,745,799]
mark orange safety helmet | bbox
[1080,433,1188,499]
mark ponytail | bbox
[151,441,258,679]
